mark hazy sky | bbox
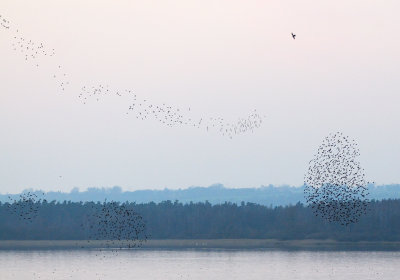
[1,0,399,193]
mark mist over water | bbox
[0,249,399,280]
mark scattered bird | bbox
[80,84,266,139]
[0,16,69,92]
[0,14,11,29]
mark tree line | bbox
[3,184,400,206]
[0,199,399,241]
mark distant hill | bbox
[1,184,399,206]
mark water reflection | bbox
[0,249,399,280]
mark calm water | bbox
[0,249,399,280]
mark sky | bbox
[0,0,399,193]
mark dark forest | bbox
[1,199,399,241]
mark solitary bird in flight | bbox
[291,32,296,39]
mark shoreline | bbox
[1,239,400,250]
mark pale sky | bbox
[1,0,399,193]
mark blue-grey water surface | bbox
[0,249,399,280]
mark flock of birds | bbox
[1,14,69,92]
[1,14,266,139]
[80,84,266,138]
[1,14,374,228]
[6,192,46,223]
[0,14,10,29]
[6,194,148,249]
[82,201,148,250]
[304,132,371,225]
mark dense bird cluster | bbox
[5,195,148,249]
[82,201,148,249]
[6,192,46,222]
[304,132,371,226]
[80,84,266,138]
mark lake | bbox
[0,249,399,280]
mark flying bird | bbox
[291,32,296,39]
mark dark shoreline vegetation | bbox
[1,199,400,242]
[2,240,400,251]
